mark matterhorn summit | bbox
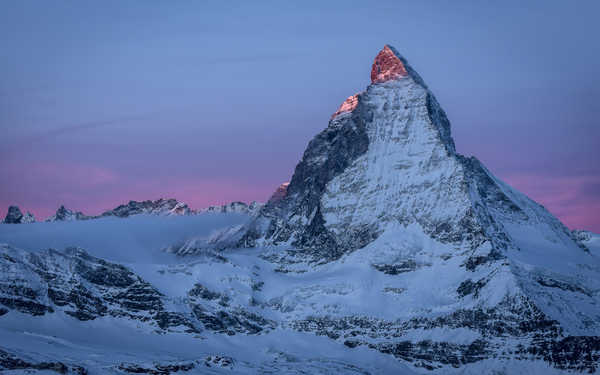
[0,45,598,374]
[238,44,579,264]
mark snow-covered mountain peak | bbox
[1,206,35,224]
[229,45,599,337]
[45,205,89,222]
[238,45,462,255]
[101,198,193,218]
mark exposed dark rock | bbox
[536,277,590,296]
[238,88,372,261]
[372,260,424,275]
[2,205,35,224]
[0,348,85,374]
[516,336,600,373]
[102,198,191,218]
[191,305,275,335]
[188,283,221,300]
[118,361,195,374]
[46,205,90,222]
[203,355,234,369]
[457,278,488,298]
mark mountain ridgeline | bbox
[238,45,585,262]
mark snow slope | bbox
[1,218,589,374]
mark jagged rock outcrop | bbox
[45,205,90,222]
[43,199,196,222]
[201,201,263,216]
[0,348,86,374]
[2,206,35,224]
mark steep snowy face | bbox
[240,45,585,267]
[240,45,467,259]
[2,206,35,224]
[235,45,599,337]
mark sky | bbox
[1,1,599,231]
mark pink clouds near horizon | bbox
[0,159,278,220]
[502,173,600,232]
[1,158,598,233]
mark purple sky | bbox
[1,1,599,232]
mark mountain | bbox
[100,198,194,218]
[238,45,585,262]
[178,45,600,371]
[2,206,35,224]
[45,205,91,222]
[40,199,263,223]
[0,45,599,374]
[41,199,194,222]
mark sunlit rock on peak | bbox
[370,44,409,84]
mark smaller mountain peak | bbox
[46,205,88,222]
[371,45,408,84]
[2,205,35,224]
[331,94,359,120]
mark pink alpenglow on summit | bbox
[331,94,359,119]
[331,45,409,119]
[370,45,408,84]
[268,182,289,204]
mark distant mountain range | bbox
[2,198,264,224]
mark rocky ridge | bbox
[37,199,265,223]
[45,205,90,222]
[2,206,35,224]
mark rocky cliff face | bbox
[2,206,35,224]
